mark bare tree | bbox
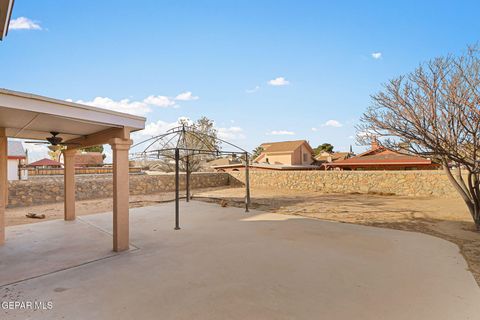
[158,117,219,172]
[358,47,480,230]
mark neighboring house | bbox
[315,151,353,166]
[207,156,242,169]
[254,140,314,166]
[7,141,26,180]
[28,158,63,169]
[75,151,104,167]
[325,141,440,171]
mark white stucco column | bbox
[0,128,7,245]
[63,149,76,221]
[109,138,132,252]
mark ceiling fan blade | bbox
[24,141,49,144]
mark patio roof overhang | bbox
[0,88,146,252]
[0,88,145,143]
[0,0,14,40]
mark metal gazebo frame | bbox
[130,124,251,230]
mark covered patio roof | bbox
[0,88,146,252]
[0,88,145,142]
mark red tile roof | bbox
[328,147,436,167]
[28,158,63,167]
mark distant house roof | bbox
[254,140,314,163]
[326,146,438,168]
[207,157,242,167]
[75,152,103,167]
[7,140,26,159]
[28,158,63,167]
[260,140,313,153]
[315,152,351,162]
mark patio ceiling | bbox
[0,88,145,142]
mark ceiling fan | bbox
[24,132,80,151]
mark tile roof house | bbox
[315,151,352,164]
[213,140,320,172]
[28,158,63,168]
[254,140,314,166]
[325,140,440,171]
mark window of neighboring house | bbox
[303,153,308,162]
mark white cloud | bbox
[137,119,179,137]
[143,95,176,108]
[246,85,260,93]
[267,130,295,135]
[175,91,199,101]
[9,17,42,30]
[311,127,318,132]
[268,77,290,86]
[322,120,343,128]
[218,126,245,140]
[371,52,382,60]
[22,141,48,162]
[76,97,152,116]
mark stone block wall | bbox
[7,172,230,208]
[228,170,459,198]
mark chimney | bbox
[371,137,380,150]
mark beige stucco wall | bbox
[263,153,292,165]
[228,170,459,198]
[7,172,230,208]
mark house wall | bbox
[7,172,230,207]
[291,145,313,165]
[228,170,460,198]
[263,153,292,165]
[300,145,313,165]
[7,159,19,181]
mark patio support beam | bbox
[109,137,132,252]
[0,128,6,245]
[63,149,76,221]
[66,127,131,150]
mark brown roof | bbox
[28,158,63,167]
[328,147,436,167]
[260,140,313,153]
[315,152,351,162]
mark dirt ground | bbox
[6,186,480,285]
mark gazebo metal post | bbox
[245,152,251,212]
[186,154,190,202]
[174,147,180,230]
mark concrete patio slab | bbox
[0,218,120,286]
[1,201,479,320]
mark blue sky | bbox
[2,0,480,160]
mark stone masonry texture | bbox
[228,170,459,198]
[7,170,461,208]
[7,173,230,208]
